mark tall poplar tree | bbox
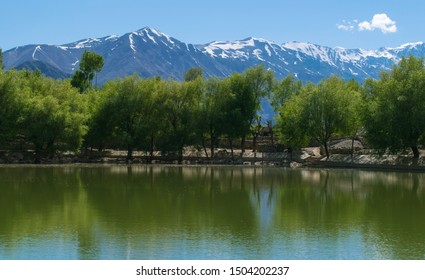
[71,50,104,93]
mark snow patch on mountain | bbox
[264,45,272,56]
[253,49,265,61]
[150,27,175,45]
[282,42,336,66]
[32,46,41,59]
[105,35,119,41]
[72,38,101,49]
[4,27,425,85]
[129,33,137,53]
[392,42,424,50]
[142,29,157,44]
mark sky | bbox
[1,0,424,51]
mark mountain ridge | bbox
[4,27,425,83]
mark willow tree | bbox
[271,75,302,109]
[92,76,160,161]
[184,67,203,81]
[363,56,425,158]
[158,78,204,163]
[241,65,274,154]
[277,76,358,158]
[196,78,229,158]
[0,70,22,148]
[18,71,89,162]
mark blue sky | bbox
[1,0,424,51]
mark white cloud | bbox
[337,24,354,31]
[358,13,397,33]
[337,20,354,31]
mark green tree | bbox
[277,76,356,158]
[143,78,168,163]
[71,70,90,93]
[245,65,274,103]
[19,72,88,162]
[271,75,302,109]
[276,83,310,151]
[81,88,109,152]
[71,50,104,93]
[158,78,203,163]
[197,78,229,158]
[93,76,158,161]
[184,67,203,81]
[242,65,274,154]
[344,79,363,156]
[224,73,252,157]
[362,56,425,158]
[0,70,22,148]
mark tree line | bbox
[1,50,425,163]
[276,55,425,159]
[0,51,274,163]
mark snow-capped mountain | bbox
[4,27,425,83]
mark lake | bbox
[0,165,424,260]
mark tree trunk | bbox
[323,141,330,159]
[411,146,420,159]
[241,137,245,157]
[201,137,209,159]
[127,145,133,162]
[149,135,155,164]
[253,134,257,158]
[209,128,214,158]
[34,142,43,164]
[267,120,274,147]
[178,147,183,164]
[209,135,214,158]
[228,137,234,160]
[288,147,293,162]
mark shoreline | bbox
[2,146,425,172]
[2,154,425,173]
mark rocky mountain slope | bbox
[4,27,425,83]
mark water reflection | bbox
[0,166,424,259]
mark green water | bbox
[0,165,424,260]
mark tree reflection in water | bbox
[0,166,424,259]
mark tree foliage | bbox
[1,70,89,159]
[277,76,360,158]
[271,75,302,109]
[4,58,425,163]
[0,70,22,147]
[90,76,161,161]
[196,78,229,157]
[71,50,104,93]
[158,78,203,163]
[225,65,274,154]
[184,67,203,81]
[362,56,425,158]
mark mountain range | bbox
[4,27,425,83]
